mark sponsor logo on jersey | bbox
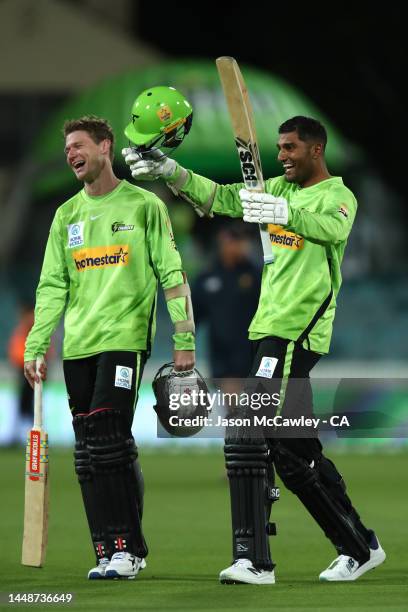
[255,356,278,379]
[115,366,133,390]
[73,245,129,271]
[157,105,172,122]
[338,205,349,218]
[111,221,135,235]
[67,222,85,248]
[268,224,304,250]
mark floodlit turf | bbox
[1,448,407,611]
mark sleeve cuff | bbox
[165,163,182,184]
[173,331,195,351]
[165,165,189,191]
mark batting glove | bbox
[122,148,177,181]
[240,188,289,225]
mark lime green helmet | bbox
[125,86,193,152]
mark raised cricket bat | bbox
[216,56,274,264]
[21,357,49,567]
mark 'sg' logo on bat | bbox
[235,138,262,189]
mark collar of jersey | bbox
[298,176,344,191]
[81,179,126,204]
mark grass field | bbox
[1,448,407,611]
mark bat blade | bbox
[21,362,49,567]
[216,56,274,264]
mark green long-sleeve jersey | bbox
[25,180,194,361]
[167,169,357,354]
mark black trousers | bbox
[249,336,322,460]
[65,351,148,561]
[249,336,371,546]
[63,350,146,431]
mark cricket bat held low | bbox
[216,56,274,264]
[21,357,49,567]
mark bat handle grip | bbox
[34,356,44,430]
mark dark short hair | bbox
[279,116,327,150]
[63,115,115,161]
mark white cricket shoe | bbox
[219,558,275,585]
[319,538,386,581]
[88,557,110,579]
[105,552,146,580]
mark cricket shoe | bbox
[105,552,146,580]
[219,559,275,585]
[319,535,386,581]
[88,557,110,579]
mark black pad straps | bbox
[75,408,147,560]
[224,438,278,571]
[274,444,370,563]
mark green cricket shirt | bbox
[25,180,194,360]
[167,169,357,354]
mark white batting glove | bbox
[240,189,289,225]
[122,148,177,181]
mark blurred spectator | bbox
[7,302,55,443]
[192,222,261,378]
[7,303,34,443]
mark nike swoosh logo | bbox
[90,214,104,221]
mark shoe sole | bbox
[319,549,386,582]
[105,570,136,580]
[220,575,275,585]
[103,558,146,580]
[88,572,106,580]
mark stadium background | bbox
[0,3,407,610]
[0,1,406,446]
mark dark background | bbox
[136,5,406,200]
[1,2,406,363]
